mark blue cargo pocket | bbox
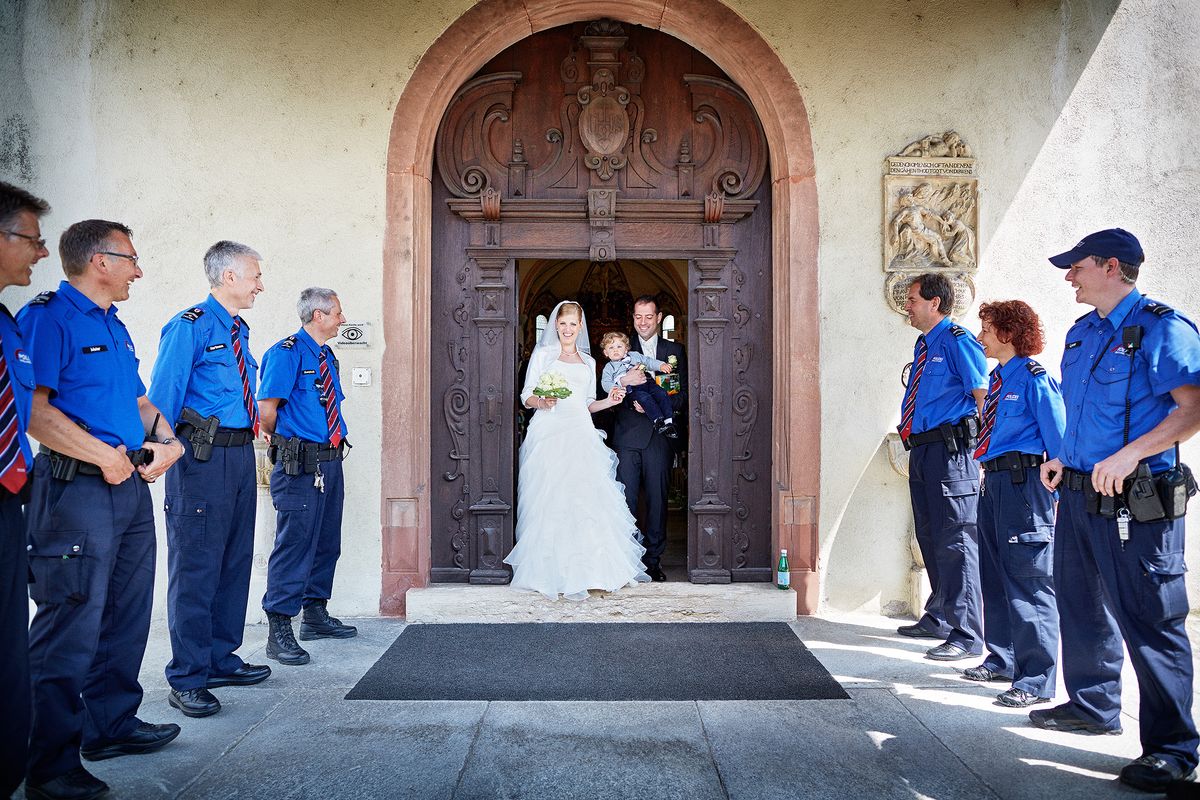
[273,488,310,513]
[1003,528,1053,578]
[942,478,979,524]
[27,530,88,605]
[1138,551,1188,623]
[165,495,208,549]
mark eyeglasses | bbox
[3,230,46,249]
[99,251,140,267]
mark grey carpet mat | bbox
[345,622,849,701]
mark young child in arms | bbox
[600,331,678,439]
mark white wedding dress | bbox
[505,354,650,601]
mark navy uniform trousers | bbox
[25,454,154,783]
[977,466,1058,697]
[908,438,983,652]
[164,438,256,690]
[0,492,29,797]
[1056,483,1198,770]
[262,458,344,616]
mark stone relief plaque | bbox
[883,131,978,317]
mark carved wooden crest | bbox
[434,20,768,260]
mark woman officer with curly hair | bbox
[963,300,1067,707]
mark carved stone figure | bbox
[898,130,973,159]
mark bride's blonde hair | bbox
[556,301,582,321]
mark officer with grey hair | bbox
[256,287,354,666]
[148,240,271,719]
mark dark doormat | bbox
[345,622,849,701]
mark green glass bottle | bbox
[776,548,790,590]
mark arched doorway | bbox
[427,20,775,585]
[381,0,820,614]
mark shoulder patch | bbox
[1025,360,1046,377]
[27,291,55,306]
[950,325,968,338]
[278,335,298,350]
[1144,300,1173,318]
[180,306,205,322]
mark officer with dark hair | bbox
[19,220,184,800]
[257,287,355,666]
[1036,229,1200,793]
[148,241,271,720]
[0,180,50,799]
[894,272,988,661]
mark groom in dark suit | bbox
[613,295,687,582]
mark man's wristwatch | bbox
[161,436,184,454]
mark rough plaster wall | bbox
[2,0,1197,616]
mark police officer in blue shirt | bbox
[148,241,271,720]
[1036,229,1200,793]
[962,300,1065,709]
[895,272,988,661]
[257,287,355,666]
[0,181,50,800]
[19,220,184,800]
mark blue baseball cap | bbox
[1049,228,1144,268]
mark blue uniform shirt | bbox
[1059,288,1200,473]
[148,294,258,428]
[0,303,36,469]
[16,281,146,449]
[906,316,988,435]
[257,328,347,443]
[983,356,1066,459]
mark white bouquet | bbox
[533,370,572,400]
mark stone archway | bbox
[380,0,820,614]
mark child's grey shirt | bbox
[601,352,666,392]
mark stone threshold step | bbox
[405,583,797,623]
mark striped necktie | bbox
[318,349,344,448]
[231,319,260,436]
[973,370,1003,459]
[0,337,29,494]
[898,336,927,443]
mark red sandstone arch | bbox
[380,0,820,614]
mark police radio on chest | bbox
[1121,325,1142,355]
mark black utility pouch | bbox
[1126,463,1167,522]
[1159,462,1197,520]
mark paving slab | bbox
[889,685,1144,800]
[699,689,997,800]
[177,693,486,800]
[452,702,726,800]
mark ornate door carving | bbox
[429,20,773,583]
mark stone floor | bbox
[14,611,1200,799]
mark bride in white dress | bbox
[504,300,651,600]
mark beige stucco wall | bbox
[2,0,1197,618]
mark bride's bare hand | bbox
[541,397,557,409]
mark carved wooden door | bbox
[429,20,773,584]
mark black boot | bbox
[299,600,358,640]
[265,612,310,665]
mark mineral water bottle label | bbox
[777,571,790,588]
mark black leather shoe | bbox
[1028,703,1122,735]
[961,665,1010,682]
[169,687,221,718]
[995,687,1050,708]
[647,566,667,582]
[80,722,181,761]
[207,662,271,688]
[1119,755,1196,792]
[896,624,939,639]
[299,600,358,640]
[925,642,972,661]
[658,422,679,440]
[266,611,311,664]
[25,766,109,800]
